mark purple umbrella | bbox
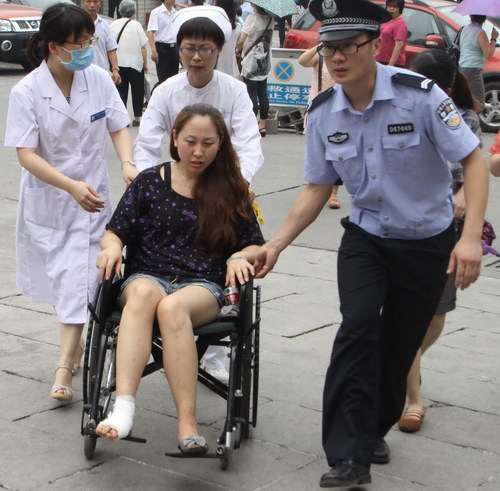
[453,0,500,16]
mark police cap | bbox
[309,0,391,42]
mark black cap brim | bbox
[318,29,367,42]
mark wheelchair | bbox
[80,267,261,470]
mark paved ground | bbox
[1,62,500,491]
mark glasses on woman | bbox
[65,36,99,50]
[317,38,373,57]
[179,46,218,58]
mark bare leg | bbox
[157,286,219,440]
[53,323,84,392]
[96,278,165,439]
[402,313,446,422]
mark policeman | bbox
[255,0,489,487]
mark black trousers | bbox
[117,66,144,118]
[276,15,292,47]
[155,42,179,84]
[242,77,269,119]
[322,218,455,466]
[108,0,122,18]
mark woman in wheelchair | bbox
[95,103,264,454]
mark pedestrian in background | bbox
[255,0,488,486]
[82,0,121,85]
[459,15,498,105]
[376,0,407,67]
[237,3,273,137]
[398,48,483,434]
[215,0,242,78]
[5,3,133,404]
[147,0,179,84]
[111,0,148,127]
[108,0,122,18]
[299,46,342,209]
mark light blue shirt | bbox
[305,64,480,240]
[93,16,118,71]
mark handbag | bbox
[447,26,462,66]
[239,17,272,76]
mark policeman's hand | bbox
[68,180,105,212]
[151,49,158,63]
[96,244,122,283]
[254,243,280,278]
[112,71,121,85]
[454,187,466,219]
[122,162,139,186]
[447,237,482,290]
[225,257,254,289]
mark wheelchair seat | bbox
[81,271,261,470]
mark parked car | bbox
[0,0,41,70]
[284,0,500,133]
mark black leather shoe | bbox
[372,437,390,464]
[319,460,371,488]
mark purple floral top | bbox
[107,163,265,285]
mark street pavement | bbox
[1,62,500,491]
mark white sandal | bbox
[51,364,74,402]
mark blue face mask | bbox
[58,45,94,71]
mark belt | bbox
[157,42,176,48]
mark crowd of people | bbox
[4,0,500,487]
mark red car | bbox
[284,0,500,133]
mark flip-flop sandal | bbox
[328,196,341,209]
[398,407,426,433]
[178,435,209,455]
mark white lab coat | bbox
[133,70,263,183]
[5,61,130,324]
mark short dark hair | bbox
[27,3,95,67]
[386,0,405,13]
[470,15,486,25]
[176,17,225,49]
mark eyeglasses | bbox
[179,46,218,58]
[317,38,373,57]
[64,36,99,49]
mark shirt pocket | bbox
[325,144,361,190]
[381,133,421,174]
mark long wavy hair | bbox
[169,103,253,256]
[27,3,95,68]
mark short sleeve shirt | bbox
[304,64,480,240]
[147,4,176,43]
[376,16,407,66]
[107,163,265,285]
[93,16,118,71]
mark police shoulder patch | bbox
[307,86,335,114]
[435,97,461,129]
[391,73,435,91]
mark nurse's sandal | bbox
[96,395,135,440]
[50,363,74,402]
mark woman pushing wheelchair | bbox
[95,103,264,454]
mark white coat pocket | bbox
[24,187,63,230]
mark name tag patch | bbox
[91,109,106,122]
[436,98,461,129]
[388,123,414,134]
[328,132,349,144]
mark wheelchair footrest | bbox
[165,451,219,459]
[123,435,147,443]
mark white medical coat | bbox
[5,61,130,323]
[133,70,263,183]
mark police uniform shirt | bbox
[133,70,263,183]
[147,3,177,43]
[93,16,118,71]
[305,63,480,240]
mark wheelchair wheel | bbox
[217,445,230,471]
[240,324,259,440]
[84,435,97,459]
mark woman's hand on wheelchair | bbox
[96,244,123,283]
[225,258,255,288]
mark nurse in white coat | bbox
[5,3,135,402]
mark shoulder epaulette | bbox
[391,73,435,91]
[307,86,335,114]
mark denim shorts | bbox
[121,272,226,308]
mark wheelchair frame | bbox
[80,272,261,470]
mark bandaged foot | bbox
[96,395,135,440]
